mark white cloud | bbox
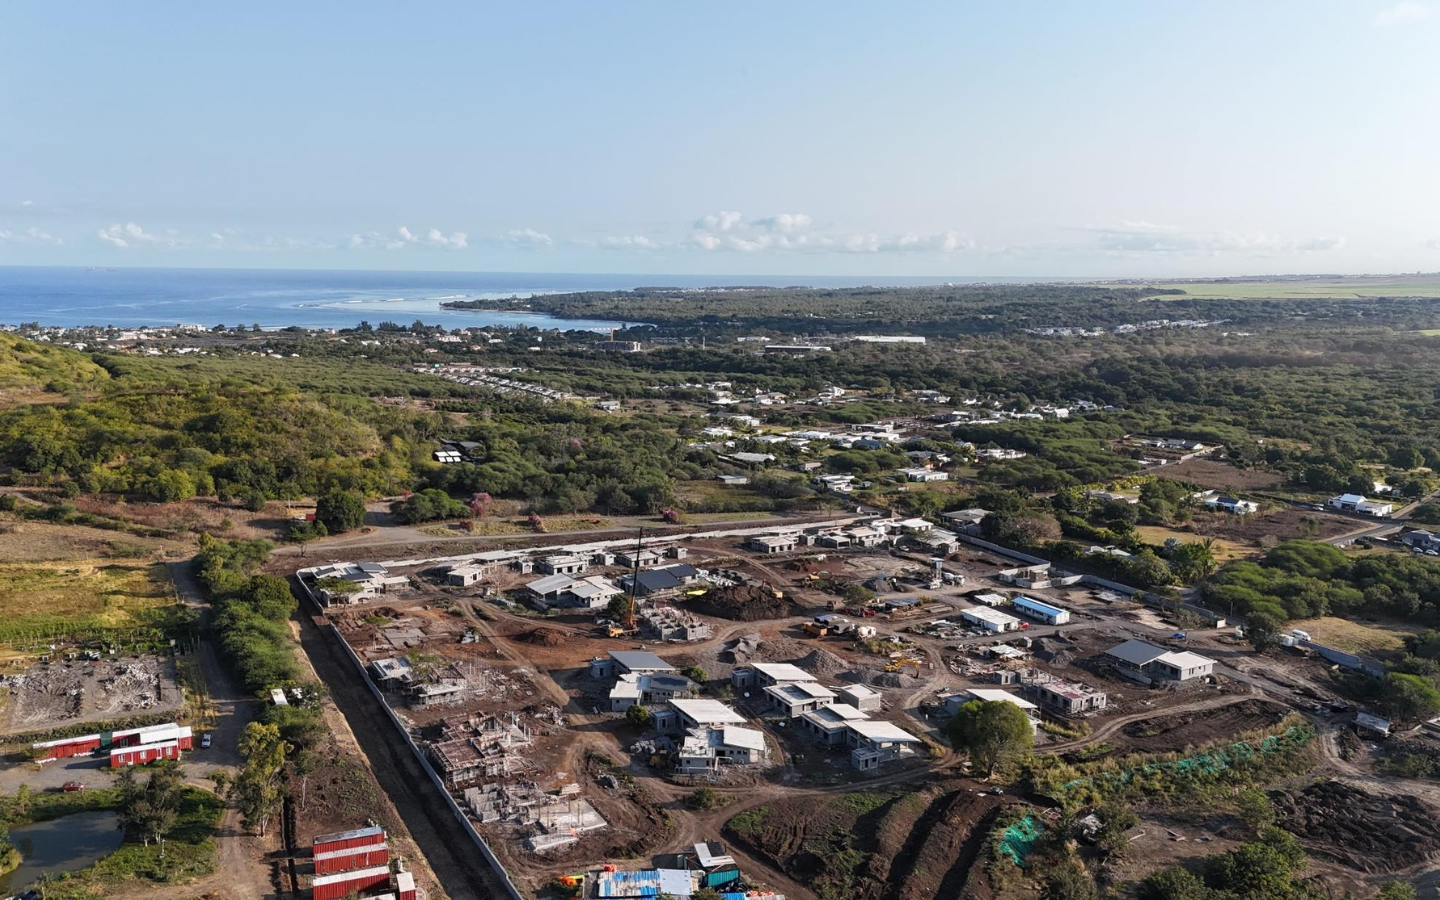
[697,211,744,233]
[601,234,660,250]
[0,226,63,246]
[20,200,33,207]
[688,210,980,255]
[426,228,467,249]
[505,228,554,247]
[1085,221,1345,256]
[96,222,187,249]
[347,226,469,251]
[1425,237,1440,250]
[1375,1,1430,25]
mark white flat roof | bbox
[805,703,869,723]
[961,606,1021,626]
[526,574,574,594]
[751,662,816,682]
[670,699,746,725]
[1156,650,1215,669]
[720,726,767,751]
[963,688,1039,710]
[838,684,880,700]
[847,720,922,743]
[767,682,837,704]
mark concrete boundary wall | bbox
[294,578,527,900]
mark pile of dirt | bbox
[1271,781,1440,873]
[721,632,764,663]
[797,648,851,679]
[517,627,568,648]
[690,584,795,621]
[870,671,905,689]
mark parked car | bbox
[61,781,85,792]
[200,733,213,749]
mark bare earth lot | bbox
[1163,458,1286,491]
[0,654,183,737]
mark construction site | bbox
[0,653,184,737]
[288,513,1440,899]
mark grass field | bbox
[0,559,173,633]
[1287,615,1418,656]
[1134,275,1440,301]
[1133,525,1251,562]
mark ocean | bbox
[0,266,1005,331]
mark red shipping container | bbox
[110,740,182,768]
[397,870,416,900]
[33,735,102,760]
[311,864,390,900]
[313,824,386,856]
[313,842,389,876]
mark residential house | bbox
[608,672,695,712]
[765,681,838,717]
[745,533,798,554]
[1104,639,1215,682]
[663,699,748,733]
[846,721,924,770]
[620,564,700,597]
[1403,530,1440,554]
[836,684,882,712]
[798,703,870,744]
[941,508,991,533]
[1024,678,1108,715]
[1328,493,1394,517]
[898,467,949,483]
[1205,495,1258,515]
[733,662,817,689]
[537,554,589,576]
[674,726,768,774]
[446,564,487,587]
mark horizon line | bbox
[3,262,1439,286]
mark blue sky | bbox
[2,2,1438,277]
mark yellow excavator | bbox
[885,657,923,678]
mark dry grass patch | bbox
[1288,615,1416,656]
[1134,525,1251,562]
[0,559,173,633]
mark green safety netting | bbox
[997,813,1044,866]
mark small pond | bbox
[0,809,124,894]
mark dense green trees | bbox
[391,488,469,524]
[315,488,366,534]
[1205,540,1440,625]
[195,534,300,695]
[947,699,1033,776]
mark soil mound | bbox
[797,648,850,678]
[691,584,794,621]
[518,627,568,647]
[1271,780,1440,873]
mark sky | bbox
[1,2,1438,278]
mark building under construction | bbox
[427,712,535,788]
